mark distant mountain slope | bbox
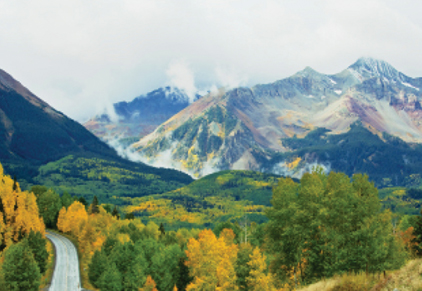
[84,87,201,144]
[132,58,422,186]
[0,69,193,193]
[0,69,117,163]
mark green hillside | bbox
[121,170,291,229]
[29,154,193,202]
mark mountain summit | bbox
[129,58,422,185]
[84,86,202,145]
[348,57,403,81]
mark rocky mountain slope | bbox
[84,87,200,146]
[131,58,422,185]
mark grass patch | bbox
[39,238,55,289]
[298,259,422,291]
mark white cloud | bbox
[166,60,197,103]
[1,0,422,121]
[215,66,248,89]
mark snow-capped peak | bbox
[348,57,403,82]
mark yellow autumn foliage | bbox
[186,229,238,291]
[247,247,276,291]
[57,201,88,238]
[0,162,45,249]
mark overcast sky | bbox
[1,0,422,122]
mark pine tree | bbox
[91,195,100,214]
[159,223,165,238]
[3,240,41,291]
[412,208,422,256]
[12,175,17,191]
[112,205,120,219]
[27,230,49,274]
[236,243,254,291]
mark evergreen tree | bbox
[236,243,254,291]
[112,205,120,219]
[12,175,17,191]
[125,212,135,220]
[176,255,192,291]
[89,250,108,288]
[78,196,88,208]
[159,223,166,238]
[412,208,422,256]
[3,241,41,291]
[90,195,100,214]
[26,231,49,274]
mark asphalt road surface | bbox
[46,231,81,291]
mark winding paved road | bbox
[46,231,81,291]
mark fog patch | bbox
[271,160,331,179]
[200,158,221,177]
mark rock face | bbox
[84,87,200,146]
[130,58,422,183]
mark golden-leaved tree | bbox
[246,247,276,291]
[0,163,45,250]
[186,229,238,291]
[57,201,88,238]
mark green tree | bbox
[150,244,183,291]
[90,195,100,214]
[61,191,73,209]
[3,241,41,291]
[213,221,242,244]
[30,185,48,199]
[37,190,62,228]
[103,204,112,213]
[26,231,49,274]
[125,212,135,220]
[176,255,192,291]
[159,223,166,238]
[236,243,254,291]
[110,241,148,290]
[98,263,123,291]
[78,196,88,208]
[89,250,108,288]
[266,169,406,284]
[412,208,422,256]
[112,205,120,219]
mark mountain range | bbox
[125,58,422,186]
[0,69,193,196]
